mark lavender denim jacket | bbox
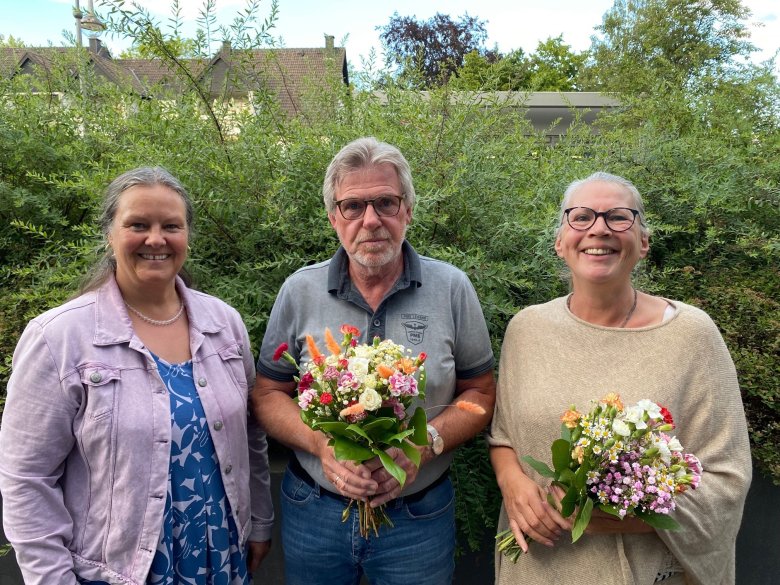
[0,275,273,584]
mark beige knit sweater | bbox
[488,297,752,585]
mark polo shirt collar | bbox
[327,241,423,296]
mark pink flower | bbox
[388,372,417,397]
[273,343,289,361]
[383,398,406,420]
[298,388,317,409]
[298,372,314,391]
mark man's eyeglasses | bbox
[563,207,641,232]
[334,195,404,220]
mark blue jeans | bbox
[280,464,456,585]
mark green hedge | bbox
[0,51,777,552]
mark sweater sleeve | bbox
[486,313,522,448]
[0,321,79,585]
[657,311,752,585]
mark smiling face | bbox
[328,163,412,274]
[108,184,189,295]
[555,180,649,287]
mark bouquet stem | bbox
[343,499,394,538]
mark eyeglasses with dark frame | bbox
[334,195,404,220]
[563,206,641,232]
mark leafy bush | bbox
[0,14,777,554]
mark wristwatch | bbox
[427,424,444,456]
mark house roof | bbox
[0,40,349,117]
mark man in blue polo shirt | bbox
[252,136,495,585]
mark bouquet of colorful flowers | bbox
[273,324,429,537]
[497,393,702,561]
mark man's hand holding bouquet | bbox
[274,324,429,537]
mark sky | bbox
[1,0,778,70]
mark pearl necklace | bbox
[567,288,638,328]
[125,299,185,326]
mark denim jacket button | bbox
[90,372,102,383]
[213,421,224,431]
[198,377,207,387]
[225,465,233,474]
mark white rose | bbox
[359,388,382,411]
[363,374,377,389]
[612,418,631,437]
[348,357,370,378]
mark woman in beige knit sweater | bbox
[488,172,752,585]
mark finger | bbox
[509,519,529,554]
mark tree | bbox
[0,35,26,48]
[378,12,489,87]
[527,35,587,91]
[452,49,531,90]
[584,0,755,93]
[119,29,197,59]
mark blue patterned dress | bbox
[78,355,249,585]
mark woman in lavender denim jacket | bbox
[0,167,273,584]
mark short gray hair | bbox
[80,166,194,293]
[557,172,649,237]
[322,137,416,213]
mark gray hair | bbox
[79,166,194,294]
[557,172,649,238]
[322,137,416,213]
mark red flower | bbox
[660,405,675,427]
[320,392,333,405]
[299,372,314,391]
[273,343,289,361]
[339,358,349,368]
[416,352,427,366]
[350,339,357,347]
[313,355,326,366]
[340,324,360,336]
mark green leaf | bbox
[551,439,571,474]
[597,504,622,518]
[344,424,372,442]
[401,440,422,467]
[376,448,407,487]
[560,485,579,518]
[313,421,349,435]
[635,511,681,531]
[409,407,428,445]
[558,468,575,485]
[386,428,415,444]
[560,423,572,442]
[571,497,594,543]
[332,435,375,462]
[363,418,395,436]
[573,458,591,490]
[521,455,555,478]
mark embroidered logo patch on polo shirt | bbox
[401,313,428,345]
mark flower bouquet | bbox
[497,394,702,562]
[274,324,429,537]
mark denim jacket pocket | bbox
[218,343,249,398]
[79,365,121,421]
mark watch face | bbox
[432,435,444,455]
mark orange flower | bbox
[572,445,585,464]
[324,328,341,356]
[455,400,486,416]
[601,392,624,411]
[340,403,366,418]
[306,334,323,362]
[560,408,582,429]
[395,358,417,374]
[376,364,395,379]
[340,324,360,336]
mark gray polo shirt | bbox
[257,241,494,495]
